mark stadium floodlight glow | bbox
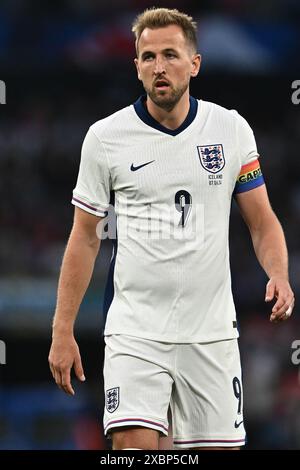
[0,340,6,365]
[0,80,6,104]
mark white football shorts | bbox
[103,334,246,449]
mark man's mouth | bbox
[154,79,170,89]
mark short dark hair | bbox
[132,7,198,54]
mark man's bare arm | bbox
[49,206,104,395]
[235,184,295,322]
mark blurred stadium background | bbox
[0,0,300,450]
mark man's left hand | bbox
[265,277,295,322]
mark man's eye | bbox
[166,53,176,58]
[144,55,154,61]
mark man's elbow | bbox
[69,227,101,253]
[249,209,281,238]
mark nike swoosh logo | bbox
[130,160,155,171]
[234,420,244,428]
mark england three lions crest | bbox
[106,387,120,413]
[197,144,225,174]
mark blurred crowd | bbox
[0,0,300,72]
[0,0,299,450]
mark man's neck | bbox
[146,91,190,130]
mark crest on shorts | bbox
[197,144,225,174]
[106,387,120,413]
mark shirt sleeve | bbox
[233,112,265,194]
[72,127,111,217]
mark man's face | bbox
[134,25,200,111]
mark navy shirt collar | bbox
[133,95,198,136]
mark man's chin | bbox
[153,88,170,98]
[150,91,177,108]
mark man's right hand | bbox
[48,334,85,395]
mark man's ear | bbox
[134,58,142,81]
[191,53,201,78]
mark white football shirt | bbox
[72,96,264,343]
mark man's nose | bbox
[153,57,166,75]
